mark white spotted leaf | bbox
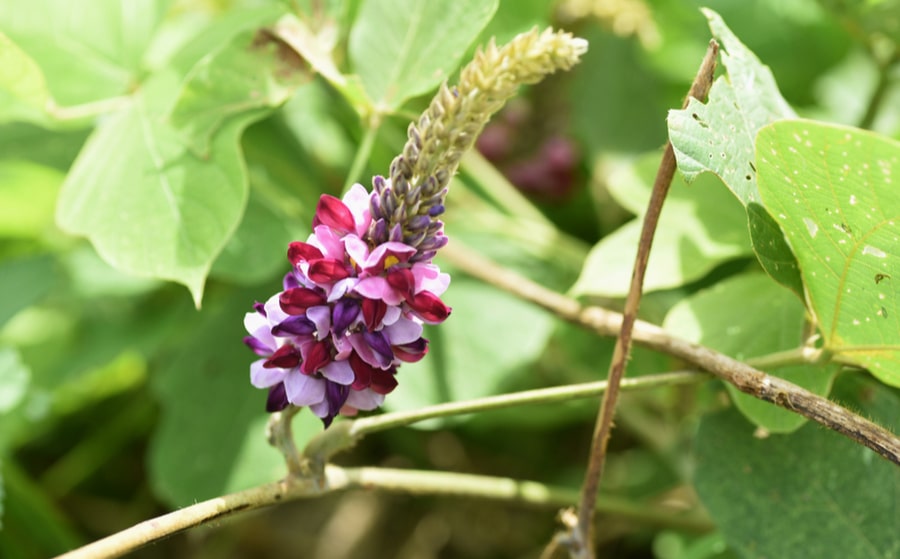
[667,9,803,297]
[757,120,900,386]
[349,0,498,110]
[668,8,795,206]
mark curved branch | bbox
[439,242,900,467]
[54,465,711,559]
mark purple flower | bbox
[244,184,451,426]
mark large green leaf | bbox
[667,8,802,297]
[668,8,795,205]
[571,153,751,297]
[757,120,900,386]
[694,375,900,559]
[348,0,498,110]
[0,32,50,125]
[55,71,263,306]
[0,0,168,106]
[663,273,837,432]
[168,6,309,155]
[0,160,63,238]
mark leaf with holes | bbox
[668,8,795,205]
[349,0,498,110]
[757,120,900,386]
[667,9,803,297]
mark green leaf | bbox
[385,276,555,422]
[694,375,900,559]
[0,254,57,329]
[0,32,50,125]
[0,348,30,414]
[272,14,372,114]
[55,71,264,306]
[0,160,63,238]
[757,120,900,386]
[663,273,836,432]
[571,153,751,297]
[0,0,168,106]
[148,288,317,507]
[210,188,298,285]
[348,0,498,110]
[746,202,804,297]
[666,8,803,299]
[668,8,795,205]
[168,7,310,155]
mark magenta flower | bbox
[244,184,451,426]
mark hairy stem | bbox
[565,40,719,559]
[439,241,900,467]
[54,465,711,559]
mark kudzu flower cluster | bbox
[244,27,587,426]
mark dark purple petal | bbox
[266,383,289,412]
[272,316,316,336]
[312,194,355,234]
[283,270,302,289]
[332,298,360,336]
[252,301,267,316]
[389,223,403,242]
[244,335,271,356]
[363,330,394,364]
[427,204,445,216]
[393,337,428,363]
[288,241,324,265]
[408,215,431,231]
[320,381,350,427]
[371,219,388,244]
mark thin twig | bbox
[561,40,720,559]
[438,242,900,466]
[301,371,707,467]
[53,465,711,559]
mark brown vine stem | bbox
[549,39,719,559]
[53,465,711,559]
[438,242,900,468]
